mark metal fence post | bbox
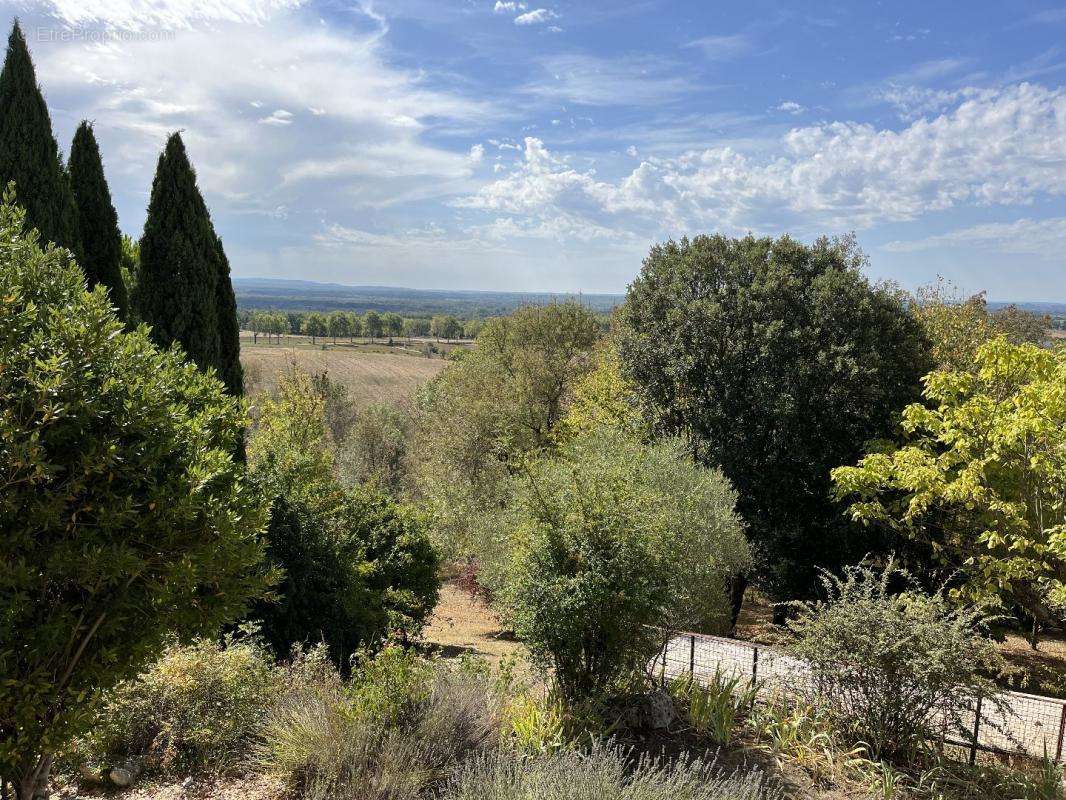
[660,643,668,688]
[969,696,983,765]
[1056,703,1066,762]
[689,635,696,678]
[751,644,759,689]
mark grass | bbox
[241,337,448,408]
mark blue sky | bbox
[8,0,1066,299]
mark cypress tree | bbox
[0,20,80,253]
[138,132,242,396]
[69,121,129,320]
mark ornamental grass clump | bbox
[785,561,1004,762]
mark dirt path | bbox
[421,582,524,666]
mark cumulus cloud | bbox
[493,0,526,12]
[458,84,1066,235]
[776,100,805,114]
[514,8,557,25]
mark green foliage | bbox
[785,562,1004,762]
[833,338,1066,642]
[68,121,128,321]
[912,279,1050,372]
[74,635,282,776]
[0,193,271,797]
[444,740,778,800]
[327,309,350,342]
[248,369,439,666]
[502,430,749,703]
[301,311,327,342]
[364,309,383,339]
[137,132,242,395]
[414,303,600,560]
[0,22,80,255]
[558,340,649,441]
[617,233,931,604]
[257,649,500,800]
[430,313,461,340]
[668,671,757,745]
[339,402,410,495]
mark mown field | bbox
[240,333,451,408]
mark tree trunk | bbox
[1029,616,1041,650]
[16,753,52,800]
[728,573,747,636]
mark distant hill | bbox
[987,301,1066,316]
[233,278,624,317]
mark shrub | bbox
[257,650,500,800]
[502,430,749,705]
[75,635,281,776]
[0,192,271,799]
[248,368,439,666]
[338,402,410,495]
[444,740,779,800]
[785,561,1005,762]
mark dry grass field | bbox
[240,335,448,408]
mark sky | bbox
[6,0,1066,300]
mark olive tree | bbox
[0,194,271,799]
[503,431,749,704]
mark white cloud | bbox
[468,143,485,163]
[36,0,307,30]
[683,33,753,61]
[492,1,525,12]
[514,8,557,25]
[626,145,638,156]
[258,108,293,126]
[524,54,691,106]
[883,217,1066,256]
[776,100,805,115]
[458,84,1066,235]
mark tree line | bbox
[242,308,484,344]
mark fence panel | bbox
[657,631,1066,764]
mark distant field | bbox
[241,335,448,408]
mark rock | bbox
[78,764,102,784]
[109,767,133,787]
[618,689,678,730]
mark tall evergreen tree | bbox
[0,20,80,253]
[69,121,129,320]
[137,132,242,395]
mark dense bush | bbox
[257,647,500,800]
[74,635,281,776]
[444,741,778,800]
[503,430,749,704]
[339,401,410,495]
[248,368,439,666]
[0,193,270,799]
[785,562,1004,762]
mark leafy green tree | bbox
[0,194,271,800]
[327,309,349,343]
[346,311,363,340]
[302,311,327,344]
[137,133,242,395]
[248,368,439,666]
[0,21,80,255]
[339,403,410,495]
[68,121,128,321]
[413,303,600,559]
[430,313,461,340]
[617,234,931,613]
[382,311,403,338]
[832,338,1066,647]
[119,234,140,321]
[462,318,485,340]
[363,310,383,340]
[911,279,1050,371]
[403,317,430,338]
[503,431,749,703]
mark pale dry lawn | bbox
[421,582,524,667]
[241,341,446,408]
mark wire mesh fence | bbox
[656,630,1066,764]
